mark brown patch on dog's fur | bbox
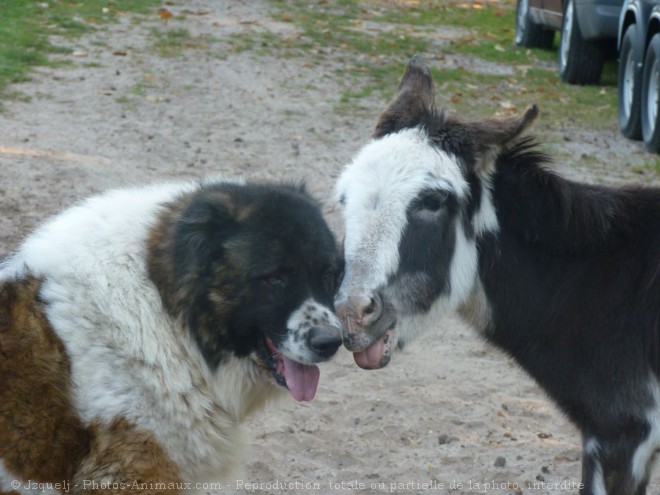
[147,198,187,315]
[147,187,246,319]
[147,188,250,367]
[76,417,181,494]
[0,276,182,493]
[0,276,90,483]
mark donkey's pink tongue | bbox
[282,355,320,402]
[353,333,389,370]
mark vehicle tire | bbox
[558,0,605,84]
[515,0,554,49]
[618,24,642,140]
[641,34,660,152]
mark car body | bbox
[617,0,660,152]
[516,0,623,84]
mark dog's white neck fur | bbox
[0,181,279,484]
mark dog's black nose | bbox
[308,326,342,359]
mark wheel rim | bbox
[560,0,574,71]
[646,58,660,134]
[515,0,528,44]
[623,50,635,122]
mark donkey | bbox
[334,54,660,495]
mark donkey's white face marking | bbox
[334,55,536,369]
[336,127,468,293]
[335,126,482,359]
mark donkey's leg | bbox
[581,437,607,495]
[582,424,654,495]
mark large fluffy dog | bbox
[0,179,343,493]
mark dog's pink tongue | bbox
[282,355,320,402]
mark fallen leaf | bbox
[451,92,463,104]
[158,8,173,22]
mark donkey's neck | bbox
[456,156,660,417]
[488,157,644,256]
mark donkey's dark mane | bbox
[492,138,660,256]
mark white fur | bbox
[335,127,469,299]
[631,377,660,486]
[584,438,607,495]
[473,175,499,236]
[335,126,482,345]
[0,179,274,485]
[282,298,341,364]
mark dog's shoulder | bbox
[0,180,246,479]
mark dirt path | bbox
[1,1,657,494]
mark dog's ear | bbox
[173,191,240,368]
[174,192,237,275]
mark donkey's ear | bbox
[468,104,539,150]
[374,54,435,138]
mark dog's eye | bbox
[264,275,286,288]
[322,269,334,282]
[322,266,340,290]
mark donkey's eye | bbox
[418,191,448,212]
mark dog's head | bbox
[149,181,343,401]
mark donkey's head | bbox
[334,55,537,369]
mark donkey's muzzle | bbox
[335,291,388,352]
[335,292,382,327]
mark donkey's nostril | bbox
[361,294,382,325]
[335,292,383,326]
[364,298,376,315]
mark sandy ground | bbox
[1,1,659,494]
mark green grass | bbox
[0,0,623,142]
[0,0,158,100]
[150,27,220,58]
[630,157,660,176]
[251,0,618,129]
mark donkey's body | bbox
[475,143,660,494]
[335,56,660,494]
